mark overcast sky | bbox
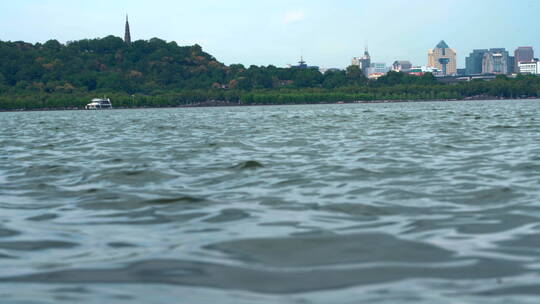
[1,0,539,69]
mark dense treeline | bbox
[0,36,370,94]
[243,75,540,104]
[1,36,540,110]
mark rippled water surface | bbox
[1,100,540,303]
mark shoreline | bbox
[1,96,538,112]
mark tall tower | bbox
[124,15,131,45]
[351,44,371,76]
[514,47,534,73]
[482,48,510,74]
[428,40,457,75]
[361,45,371,76]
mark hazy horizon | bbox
[1,0,539,69]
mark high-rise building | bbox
[514,47,534,72]
[352,47,371,76]
[124,15,131,45]
[508,56,515,74]
[482,48,510,74]
[466,49,488,75]
[466,49,513,75]
[428,41,457,75]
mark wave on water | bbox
[1,100,540,303]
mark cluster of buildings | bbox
[464,47,536,75]
[348,41,538,80]
[350,49,391,79]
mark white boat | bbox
[86,98,113,110]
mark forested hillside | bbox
[0,36,372,94]
[0,36,227,93]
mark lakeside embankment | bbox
[3,72,540,111]
[1,96,538,112]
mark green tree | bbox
[323,70,347,88]
[293,69,323,88]
[346,65,367,86]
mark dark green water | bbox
[1,100,540,303]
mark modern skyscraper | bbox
[508,56,515,74]
[466,49,513,75]
[351,47,371,76]
[428,41,457,75]
[466,49,488,75]
[514,47,534,72]
[124,15,131,45]
[482,48,510,74]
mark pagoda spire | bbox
[124,14,131,45]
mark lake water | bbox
[1,100,540,303]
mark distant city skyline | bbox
[1,0,539,69]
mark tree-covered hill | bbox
[0,36,374,94]
[0,36,229,93]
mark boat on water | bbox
[85,98,113,110]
